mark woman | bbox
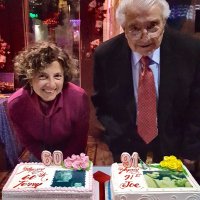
[7,41,90,162]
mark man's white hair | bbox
[116,0,171,27]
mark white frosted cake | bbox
[2,153,93,200]
[109,155,200,200]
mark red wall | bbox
[0,0,25,72]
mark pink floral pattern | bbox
[63,153,91,171]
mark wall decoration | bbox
[87,0,106,57]
[90,38,100,51]
[167,1,191,30]
[0,37,10,69]
[88,0,106,34]
[0,0,5,10]
[0,72,14,93]
[29,0,61,26]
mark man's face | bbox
[124,5,166,56]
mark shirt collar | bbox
[132,48,160,66]
[31,90,63,117]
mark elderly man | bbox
[92,0,200,168]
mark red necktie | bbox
[137,56,158,144]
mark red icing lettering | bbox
[13,180,43,189]
[135,173,142,177]
[38,172,48,181]
[120,181,140,189]
[22,175,36,180]
[118,166,140,175]
[17,167,45,175]
[124,175,134,180]
[14,166,48,189]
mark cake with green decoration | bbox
[2,152,93,200]
[109,153,200,200]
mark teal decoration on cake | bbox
[51,170,85,187]
[107,181,112,200]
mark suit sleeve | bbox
[182,51,200,160]
[91,49,125,152]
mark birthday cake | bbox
[108,153,200,200]
[2,152,93,200]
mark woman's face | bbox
[31,61,64,102]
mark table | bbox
[0,94,10,104]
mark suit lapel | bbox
[117,35,137,124]
[108,34,136,123]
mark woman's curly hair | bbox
[14,41,78,88]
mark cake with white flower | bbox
[107,153,200,200]
[2,152,93,200]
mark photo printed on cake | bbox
[143,170,193,188]
[51,170,85,187]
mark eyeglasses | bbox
[126,25,163,40]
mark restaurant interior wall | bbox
[1,0,200,169]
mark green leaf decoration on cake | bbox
[150,155,188,176]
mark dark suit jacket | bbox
[91,27,200,162]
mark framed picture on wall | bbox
[0,72,14,93]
